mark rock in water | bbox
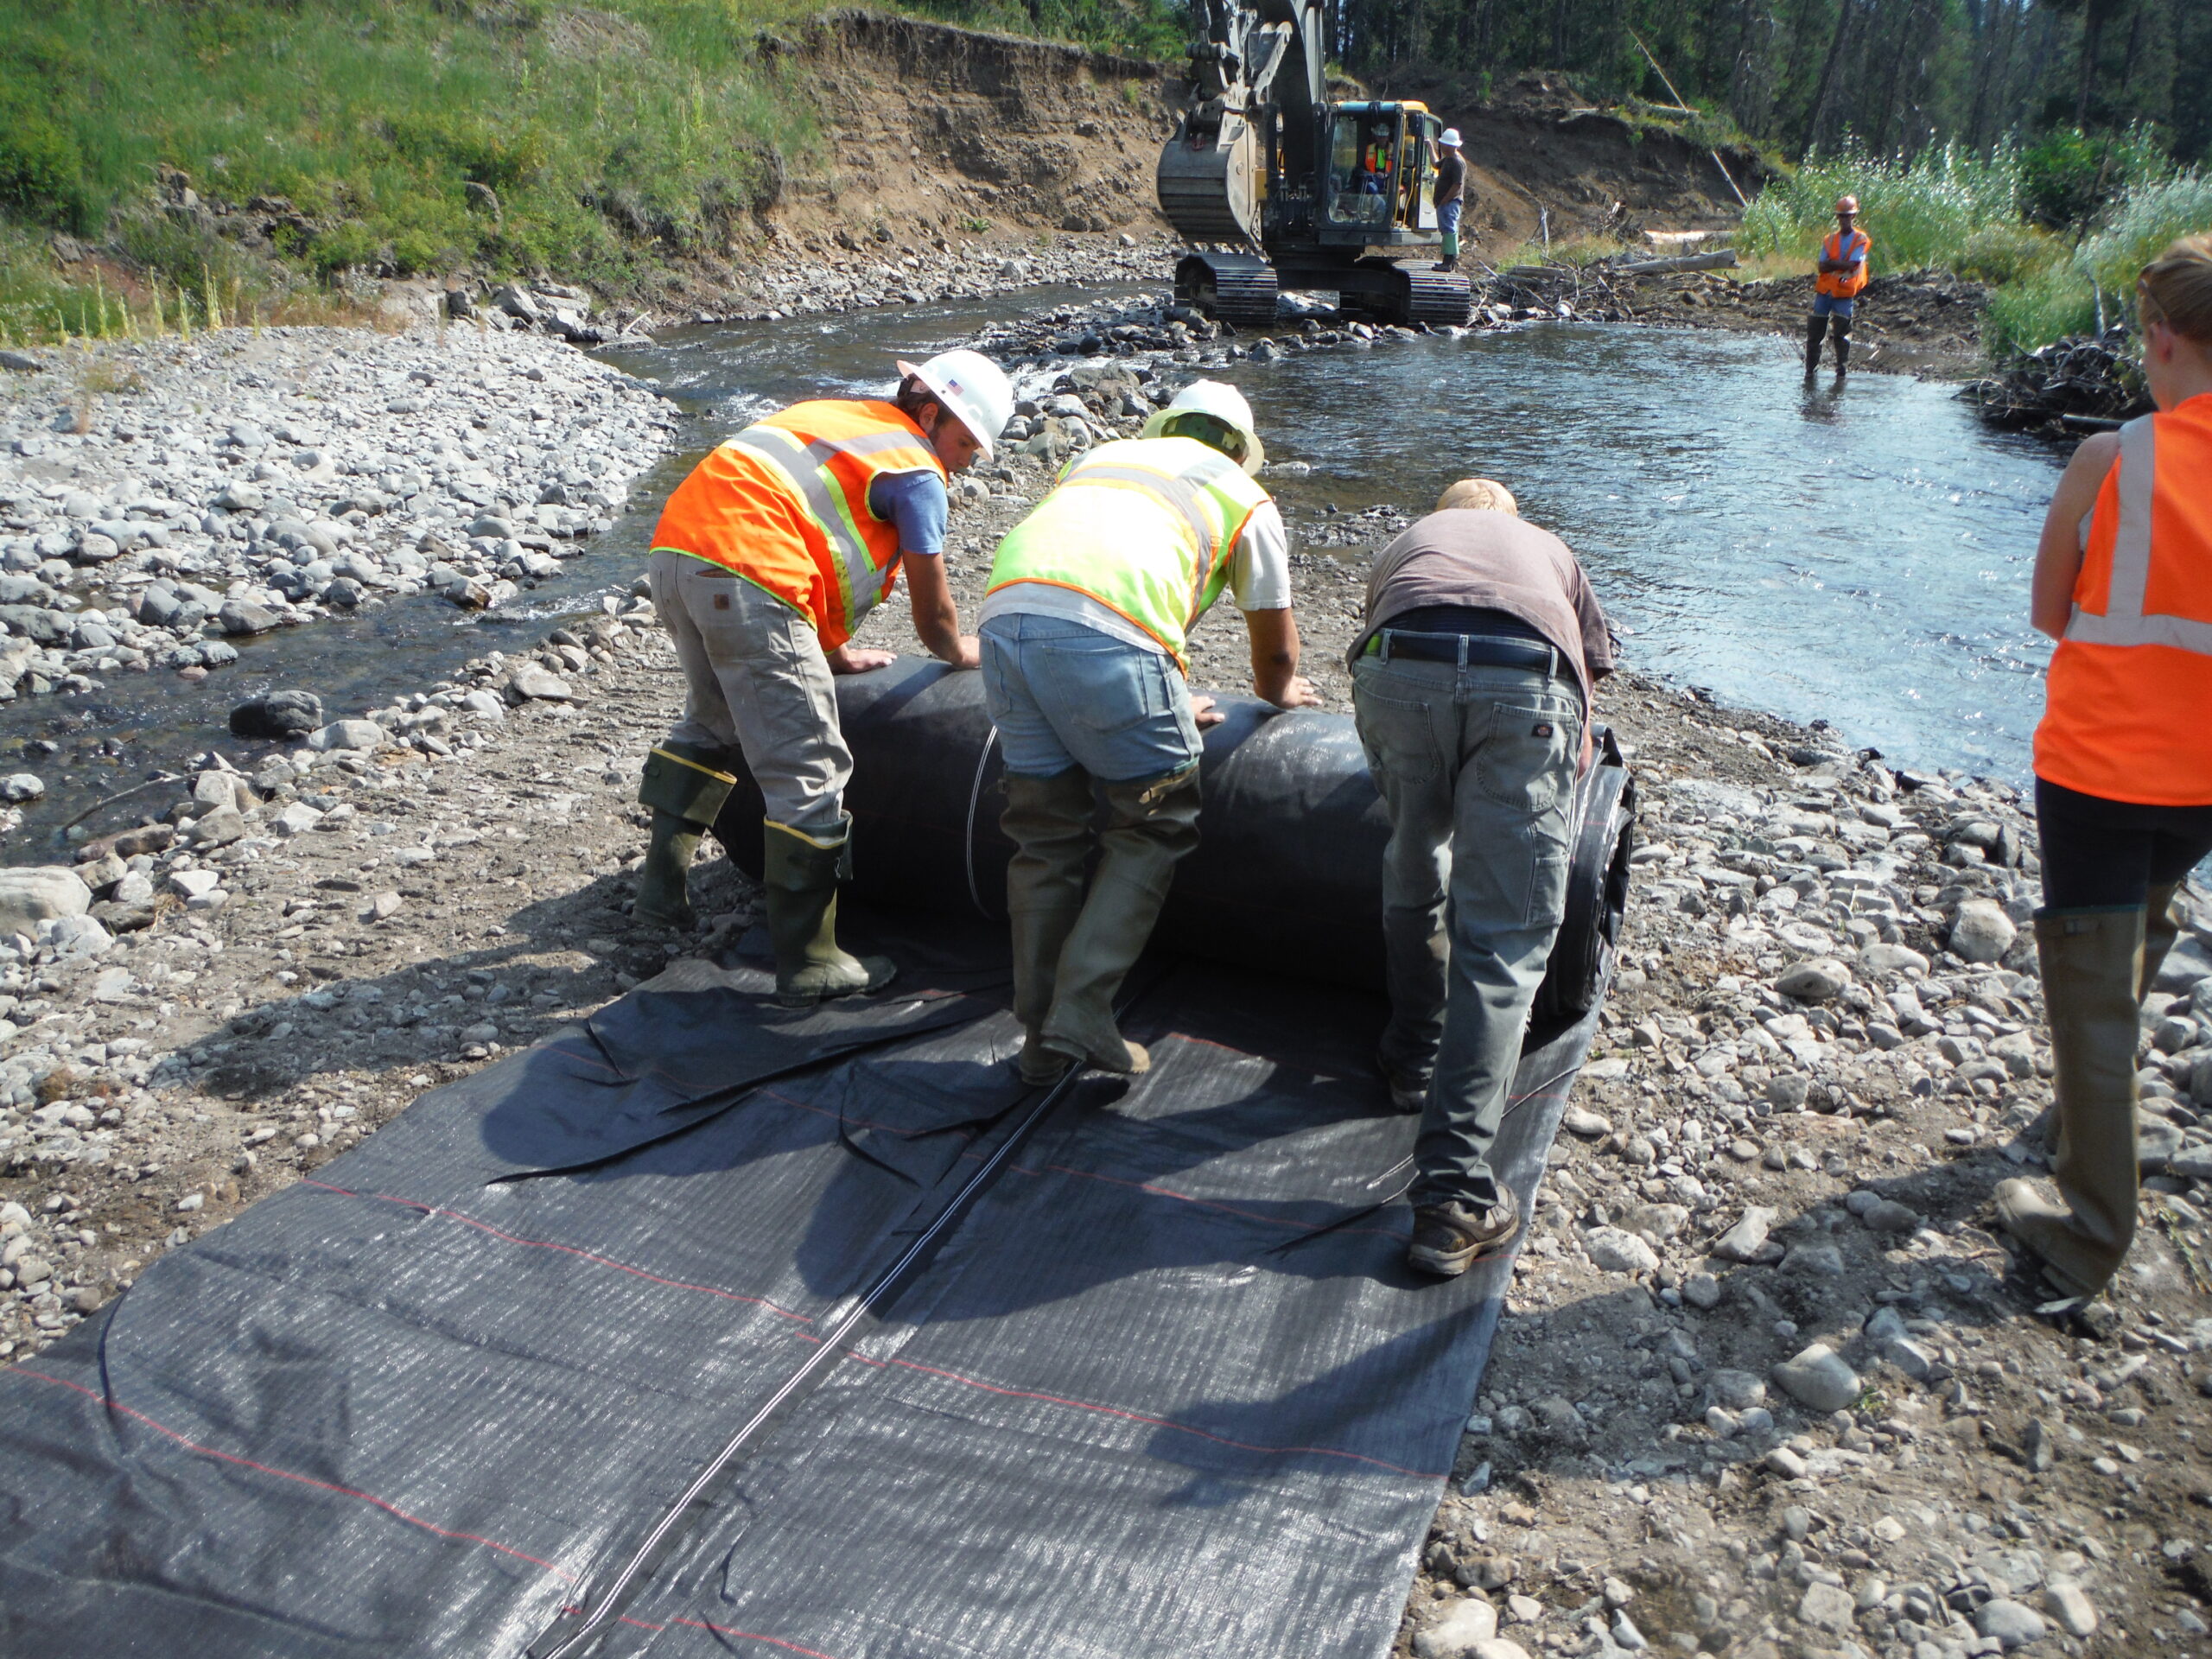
[1771,1343,1862,1412]
[0,867,92,938]
[231,690,325,740]
[0,772,44,803]
[218,600,281,636]
[1949,898,2018,963]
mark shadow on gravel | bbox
[194,853,762,1103]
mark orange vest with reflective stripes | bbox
[2035,394,2212,804]
[1816,229,1871,298]
[648,400,945,649]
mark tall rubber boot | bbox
[1038,765,1203,1076]
[1804,314,1827,373]
[1001,768,1096,1084]
[761,817,895,1008]
[634,741,741,931]
[1833,321,1852,373]
[2142,881,2183,1000]
[1996,906,2146,1300]
[634,813,704,931]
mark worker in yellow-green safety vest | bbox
[980,381,1323,1084]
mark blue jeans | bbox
[1353,656,1582,1209]
[980,613,1203,782]
[1812,291,1856,319]
[1438,199,1463,237]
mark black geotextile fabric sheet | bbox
[0,924,1605,1659]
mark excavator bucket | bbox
[1156,107,1262,246]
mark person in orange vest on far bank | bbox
[1997,235,2212,1303]
[631,350,1013,1005]
[1807,194,1871,374]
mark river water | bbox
[0,294,2063,858]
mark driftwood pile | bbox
[1961,329,2149,434]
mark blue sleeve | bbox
[867,469,949,558]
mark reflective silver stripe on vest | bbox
[1064,448,1246,567]
[725,425,912,622]
[2063,415,2212,653]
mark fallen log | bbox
[1609,250,1740,276]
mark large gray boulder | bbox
[0,867,92,939]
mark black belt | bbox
[1364,629,1560,675]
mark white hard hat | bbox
[1142,378,1266,474]
[1440,128,1463,147]
[896,349,1014,461]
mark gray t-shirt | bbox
[1352,509,1614,706]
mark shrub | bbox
[1740,142,2021,274]
[0,108,93,232]
[385,114,550,192]
[2077,171,2212,312]
[2020,125,2168,229]
[1953,221,2058,287]
[1985,260,2099,355]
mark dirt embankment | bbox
[761,10,1180,240]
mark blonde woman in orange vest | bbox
[1807,195,1870,374]
[1998,235,2212,1301]
[632,350,1013,1005]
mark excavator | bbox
[1157,0,1474,329]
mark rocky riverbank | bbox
[1,304,2207,1659]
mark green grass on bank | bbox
[0,0,1181,345]
[1738,136,2212,353]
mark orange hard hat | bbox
[1835,195,1860,215]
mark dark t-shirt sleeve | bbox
[867,468,949,557]
[1571,562,1616,679]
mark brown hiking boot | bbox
[1408,1192,1522,1278]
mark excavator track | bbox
[1176,253,1280,329]
[1402,267,1475,328]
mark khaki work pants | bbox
[647,549,849,837]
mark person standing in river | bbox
[1351,479,1613,1278]
[1806,195,1871,374]
[1432,127,1466,273]
[1997,235,2212,1302]
[631,350,1013,1006]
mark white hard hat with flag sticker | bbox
[895,349,1015,461]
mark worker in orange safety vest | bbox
[632,350,1013,1005]
[1999,233,2212,1300]
[1807,195,1872,374]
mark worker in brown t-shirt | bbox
[1348,478,1615,1278]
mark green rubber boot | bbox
[762,817,895,1008]
[633,741,741,931]
[634,812,704,931]
[2143,882,2183,1000]
[1001,767,1096,1085]
[1996,906,2146,1300]
[1038,765,1203,1077]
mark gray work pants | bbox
[1352,655,1581,1208]
[647,549,849,836]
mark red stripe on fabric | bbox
[301,1179,814,1324]
[839,1351,1440,1479]
[672,1616,848,1656]
[6,1367,575,1579]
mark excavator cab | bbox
[1321,103,1442,244]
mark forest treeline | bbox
[1322,0,2209,168]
